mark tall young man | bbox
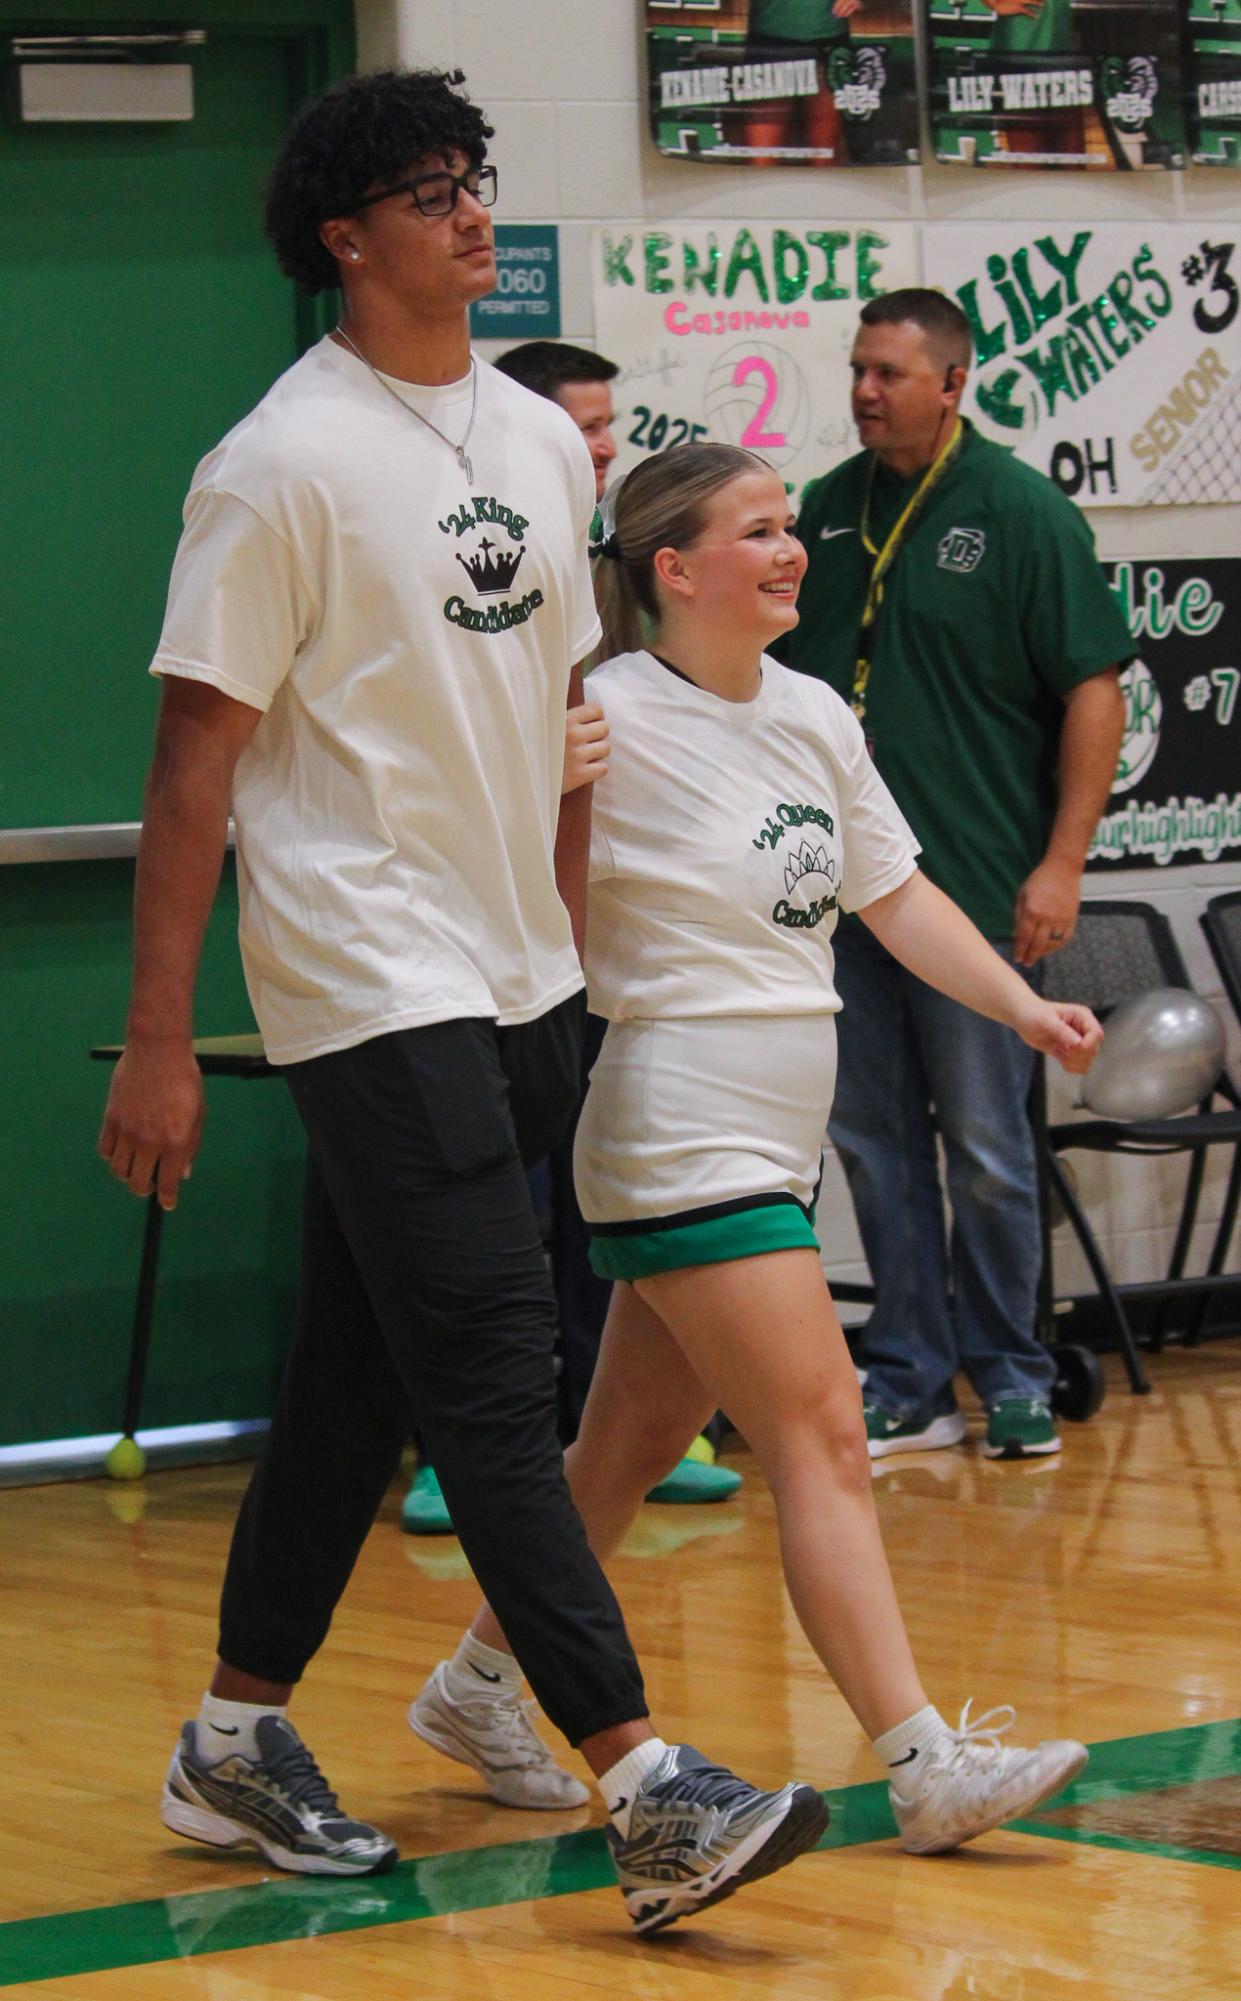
[98,68,827,1934]
[780,289,1129,1463]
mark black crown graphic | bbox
[456,537,525,597]
[784,841,836,897]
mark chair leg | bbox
[1150,1145,1208,1353]
[1184,1144,1241,1347]
[1048,1154,1151,1394]
[121,1193,164,1439]
[1030,1059,1057,1349]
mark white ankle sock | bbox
[195,1691,286,1763]
[598,1738,669,1837]
[443,1632,522,1704]
[872,1705,954,1780]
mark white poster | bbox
[928,224,1241,507]
[591,221,920,508]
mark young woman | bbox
[409,443,1099,1855]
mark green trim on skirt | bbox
[588,1202,820,1281]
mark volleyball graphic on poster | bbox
[1089,559,1241,869]
[1113,657,1163,791]
[702,343,812,468]
[592,221,919,505]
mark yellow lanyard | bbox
[852,418,964,725]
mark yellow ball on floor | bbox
[106,1436,146,1482]
[684,1433,716,1467]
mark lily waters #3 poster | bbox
[646,0,919,167]
[924,0,1186,169]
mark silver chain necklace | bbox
[334,325,478,484]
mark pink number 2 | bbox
[733,355,786,449]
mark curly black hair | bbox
[265,68,494,296]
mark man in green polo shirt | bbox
[781,288,1129,1461]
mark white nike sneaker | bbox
[890,1702,1087,1855]
[409,1662,590,1810]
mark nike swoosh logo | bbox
[609,1795,629,1814]
[819,526,855,540]
[889,1747,919,1766]
[470,1664,502,1684]
[209,1724,240,1736]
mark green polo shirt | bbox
[782,426,1133,937]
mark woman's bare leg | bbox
[637,1249,927,1741]
[469,1281,715,1652]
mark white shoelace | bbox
[456,1691,552,1767]
[941,1700,1018,1769]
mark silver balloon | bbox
[1082,988,1226,1121]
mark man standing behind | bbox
[493,340,619,503]
[781,289,1128,1463]
[98,68,827,1933]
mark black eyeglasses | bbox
[351,163,498,220]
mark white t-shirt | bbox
[585,650,919,1021]
[152,339,600,1064]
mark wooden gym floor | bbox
[2,1345,1239,1998]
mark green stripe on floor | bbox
[0,1780,894,1986]
[2,1720,1237,1987]
[1006,1821,1241,1872]
[1010,1714,1241,1871]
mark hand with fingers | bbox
[98,1040,205,1212]
[562,700,610,796]
[1013,856,1082,967]
[1012,998,1103,1076]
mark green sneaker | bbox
[401,1464,454,1535]
[983,1400,1061,1461]
[646,1452,743,1504]
[863,1404,966,1460]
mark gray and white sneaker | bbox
[890,1702,1087,1855]
[161,1716,397,1876]
[409,1662,590,1809]
[608,1743,829,1935]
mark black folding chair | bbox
[1040,900,1241,1392]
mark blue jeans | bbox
[828,923,1055,1420]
